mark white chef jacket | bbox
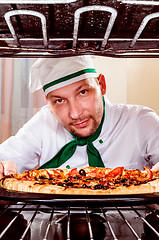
[0,97,159,173]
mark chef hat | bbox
[29,55,98,95]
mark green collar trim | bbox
[43,68,96,92]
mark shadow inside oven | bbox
[0,210,30,240]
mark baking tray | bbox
[0,187,159,207]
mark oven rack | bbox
[0,1,159,57]
[0,201,159,240]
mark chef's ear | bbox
[97,74,106,95]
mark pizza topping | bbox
[82,183,90,189]
[68,168,80,177]
[106,167,124,178]
[152,170,159,179]
[94,184,108,190]
[12,171,29,180]
[133,167,153,182]
[79,169,86,176]
[83,168,106,179]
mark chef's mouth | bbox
[73,119,90,128]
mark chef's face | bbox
[46,75,106,138]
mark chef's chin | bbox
[70,122,99,138]
[70,129,93,138]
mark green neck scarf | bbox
[39,98,105,169]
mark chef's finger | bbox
[151,162,159,171]
[0,162,4,178]
[2,160,17,175]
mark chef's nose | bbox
[69,101,83,119]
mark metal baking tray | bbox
[0,186,159,207]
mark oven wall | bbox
[93,56,159,115]
[127,58,159,115]
[93,56,127,104]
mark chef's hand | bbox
[0,160,17,178]
[151,162,159,171]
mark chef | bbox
[0,55,159,177]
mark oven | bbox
[0,1,159,239]
[0,190,159,240]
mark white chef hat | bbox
[29,55,98,95]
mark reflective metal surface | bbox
[0,1,159,57]
[0,201,159,240]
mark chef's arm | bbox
[0,110,44,174]
[0,160,17,178]
[136,109,159,171]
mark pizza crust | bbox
[0,178,65,194]
[148,179,159,192]
[1,178,158,195]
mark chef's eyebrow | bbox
[74,83,90,93]
[48,83,90,99]
[48,94,63,99]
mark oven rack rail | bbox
[0,201,159,240]
[1,1,159,57]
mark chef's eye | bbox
[55,99,64,104]
[80,90,87,95]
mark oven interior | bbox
[0,200,159,240]
[0,0,159,239]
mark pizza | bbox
[0,167,159,195]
